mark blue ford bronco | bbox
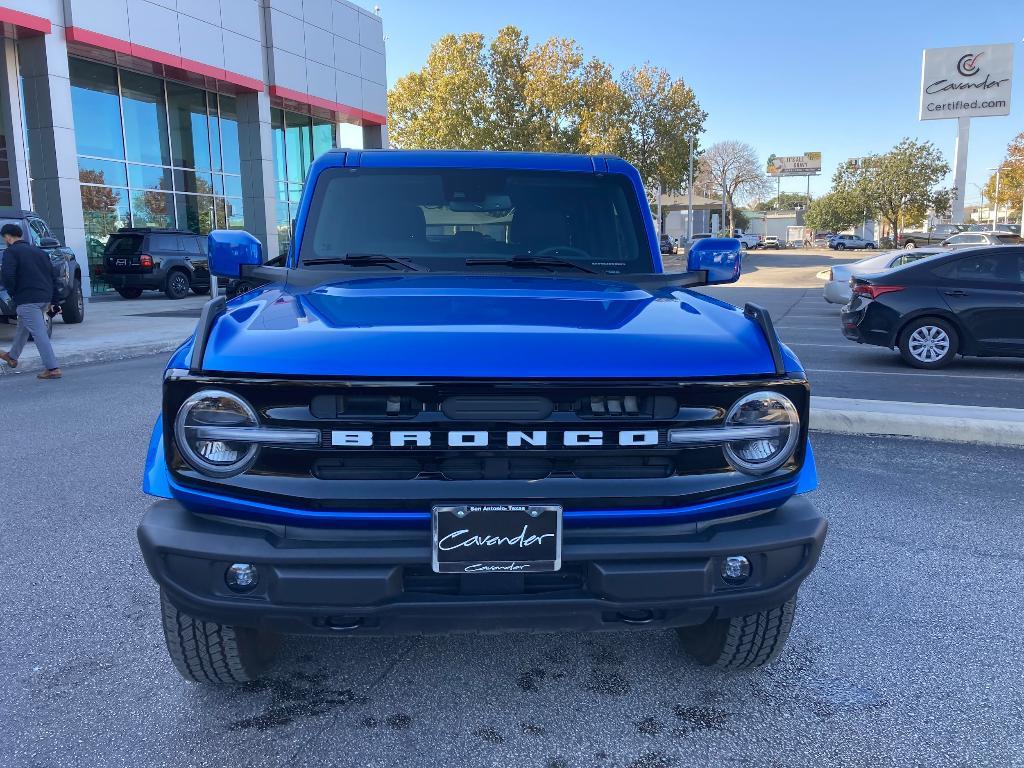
[137,150,826,683]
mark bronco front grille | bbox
[164,376,809,511]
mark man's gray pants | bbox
[9,302,58,370]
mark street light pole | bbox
[993,168,1001,227]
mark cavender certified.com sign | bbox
[920,44,1014,120]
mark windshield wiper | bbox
[302,253,425,271]
[464,255,597,274]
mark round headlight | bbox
[174,390,260,477]
[723,391,800,475]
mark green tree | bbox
[804,191,865,233]
[387,27,706,196]
[832,138,950,238]
[984,131,1024,222]
[617,63,705,196]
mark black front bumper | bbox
[138,497,826,636]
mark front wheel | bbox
[160,591,280,683]
[904,241,917,249]
[899,317,958,369]
[61,278,85,324]
[835,243,846,250]
[678,598,797,670]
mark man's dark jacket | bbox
[1,240,57,306]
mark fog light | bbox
[721,555,751,584]
[226,563,258,591]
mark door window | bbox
[936,253,1024,283]
[150,234,182,252]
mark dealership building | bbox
[0,0,387,296]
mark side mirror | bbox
[687,237,742,285]
[39,237,60,249]
[208,230,262,279]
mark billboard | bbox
[920,44,1013,120]
[767,153,822,177]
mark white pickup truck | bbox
[728,229,761,250]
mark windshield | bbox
[299,168,651,274]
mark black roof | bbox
[0,207,34,219]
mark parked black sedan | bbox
[841,246,1024,368]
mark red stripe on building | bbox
[65,26,263,93]
[0,6,53,35]
[269,84,386,126]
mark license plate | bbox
[432,504,562,574]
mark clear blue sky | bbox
[367,0,1023,205]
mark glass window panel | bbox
[167,81,211,170]
[78,157,127,187]
[226,198,245,229]
[173,169,214,195]
[223,174,242,198]
[218,95,240,174]
[276,181,289,203]
[175,193,214,234]
[336,122,363,150]
[276,200,290,256]
[312,117,334,158]
[131,189,174,228]
[211,173,224,195]
[285,112,312,183]
[81,184,131,294]
[271,108,286,182]
[209,112,222,171]
[69,59,124,160]
[127,163,173,191]
[120,71,170,166]
[288,182,303,201]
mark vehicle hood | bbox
[194,275,791,378]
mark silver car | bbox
[830,234,875,250]
[822,248,945,305]
[941,231,1024,249]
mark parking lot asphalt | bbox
[4,355,1024,768]
[696,249,1024,408]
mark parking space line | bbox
[804,368,1024,381]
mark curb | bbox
[0,339,182,378]
[811,396,1024,448]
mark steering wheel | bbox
[532,246,591,260]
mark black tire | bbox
[677,597,797,670]
[904,241,916,249]
[898,316,958,369]
[116,287,143,299]
[191,284,212,296]
[61,278,85,324]
[165,270,191,300]
[160,591,280,684]
[835,243,846,250]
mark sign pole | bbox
[951,117,970,224]
[687,136,694,242]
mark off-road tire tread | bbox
[160,591,273,684]
[679,597,797,670]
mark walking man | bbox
[0,223,62,379]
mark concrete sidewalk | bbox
[0,293,204,377]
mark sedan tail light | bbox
[139,254,154,268]
[853,284,904,299]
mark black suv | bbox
[102,228,211,300]
[0,207,85,326]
